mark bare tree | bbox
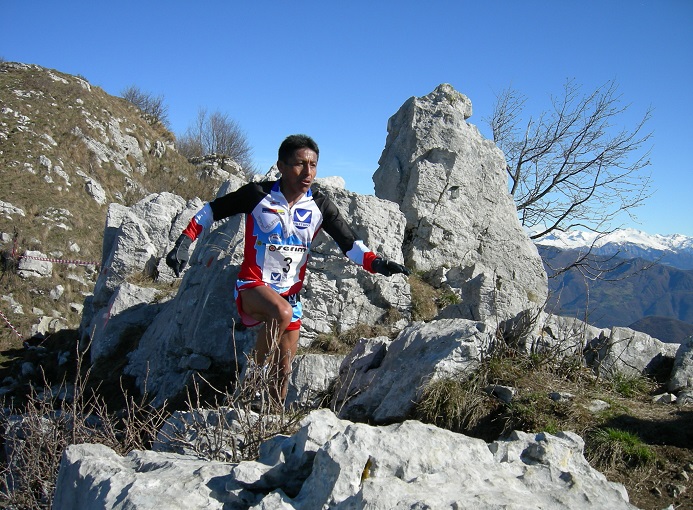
[489,79,652,240]
[121,85,169,127]
[177,108,254,171]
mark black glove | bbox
[371,257,410,277]
[166,234,192,277]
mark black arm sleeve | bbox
[208,180,274,221]
[313,191,361,255]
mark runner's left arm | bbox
[316,193,409,277]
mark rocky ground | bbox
[588,395,693,509]
[0,327,691,510]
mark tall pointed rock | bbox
[374,84,547,325]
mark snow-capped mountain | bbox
[535,229,693,270]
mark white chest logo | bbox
[293,209,312,229]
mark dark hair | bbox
[278,134,319,163]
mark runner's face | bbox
[278,148,318,200]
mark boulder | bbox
[17,250,52,278]
[80,192,202,355]
[52,443,242,510]
[286,353,345,408]
[333,319,493,423]
[669,336,693,392]
[53,409,637,509]
[374,83,547,326]
[534,313,610,356]
[589,326,679,379]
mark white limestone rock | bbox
[590,326,679,379]
[17,250,52,278]
[669,336,693,392]
[53,409,637,509]
[534,313,610,356]
[286,353,345,408]
[79,193,201,358]
[0,200,26,218]
[334,319,493,423]
[374,83,547,325]
[52,444,245,510]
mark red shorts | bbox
[234,280,302,331]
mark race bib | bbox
[262,244,308,286]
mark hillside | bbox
[539,245,693,343]
[0,62,220,348]
[629,316,693,344]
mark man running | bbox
[166,134,409,403]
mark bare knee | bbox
[266,299,293,331]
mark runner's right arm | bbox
[166,182,270,276]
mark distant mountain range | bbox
[535,229,693,344]
[536,228,693,270]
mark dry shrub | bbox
[416,374,492,433]
[307,322,393,355]
[158,327,307,462]
[0,341,169,509]
[408,274,439,321]
[157,350,305,463]
[0,325,309,507]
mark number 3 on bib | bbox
[262,244,307,285]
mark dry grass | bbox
[0,338,168,509]
[412,336,693,510]
[0,330,307,508]
[304,318,398,355]
[0,62,222,351]
[408,274,439,321]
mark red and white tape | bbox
[19,253,100,268]
[0,308,23,340]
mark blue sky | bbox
[2,0,692,236]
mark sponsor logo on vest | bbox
[293,209,312,229]
[268,244,307,253]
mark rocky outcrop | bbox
[588,326,679,379]
[73,83,693,412]
[53,409,637,509]
[80,174,410,404]
[17,250,53,278]
[287,353,344,408]
[374,84,548,326]
[80,84,552,404]
[333,319,492,423]
[303,182,410,337]
[79,192,203,359]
